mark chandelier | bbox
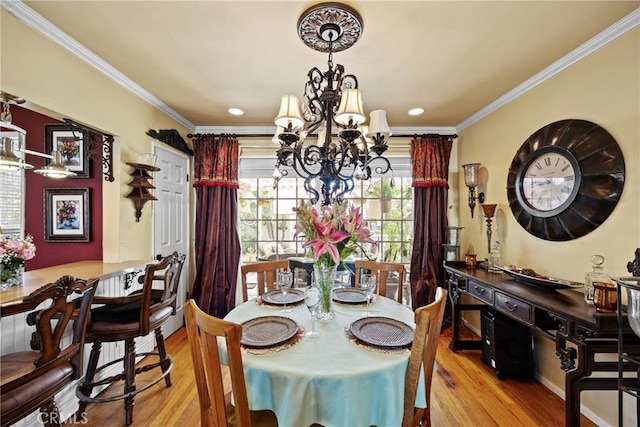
[0,93,76,178]
[272,2,393,205]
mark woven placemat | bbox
[242,325,305,355]
[348,316,414,348]
[344,324,410,354]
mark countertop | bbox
[0,260,150,305]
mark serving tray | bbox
[497,266,583,290]
[333,288,368,304]
[240,316,299,348]
[261,288,306,305]
[349,317,414,348]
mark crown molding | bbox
[194,125,458,136]
[4,1,638,135]
[457,7,640,131]
[1,0,196,131]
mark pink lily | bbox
[303,229,350,264]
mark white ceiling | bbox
[13,1,640,132]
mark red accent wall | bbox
[12,106,103,270]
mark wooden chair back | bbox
[240,260,289,302]
[152,252,186,314]
[402,287,448,427]
[354,260,406,303]
[0,275,98,426]
[184,299,251,427]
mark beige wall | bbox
[1,10,191,262]
[457,28,640,425]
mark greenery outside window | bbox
[238,176,413,272]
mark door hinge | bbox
[186,173,189,182]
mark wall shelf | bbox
[125,162,160,222]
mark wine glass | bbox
[304,285,320,338]
[359,273,377,316]
[277,269,293,313]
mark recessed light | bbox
[228,108,244,116]
[408,108,424,116]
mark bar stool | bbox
[76,252,185,425]
[1,276,98,427]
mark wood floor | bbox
[74,323,596,427]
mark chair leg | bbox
[40,397,61,427]
[155,327,172,387]
[77,341,102,417]
[124,338,136,426]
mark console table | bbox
[444,261,640,426]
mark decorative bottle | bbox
[584,255,608,305]
[488,241,503,273]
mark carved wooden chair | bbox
[0,276,98,427]
[402,287,448,427]
[354,260,406,303]
[184,300,278,426]
[240,260,289,302]
[76,252,185,426]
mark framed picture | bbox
[44,124,91,178]
[44,188,91,242]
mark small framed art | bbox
[44,188,91,242]
[45,124,91,178]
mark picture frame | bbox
[44,123,91,178]
[44,188,91,242]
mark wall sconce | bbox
[462,163,485,218]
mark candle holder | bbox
[481,204,497,254]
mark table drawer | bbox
[495,292,532,324]
[468,280,493,304]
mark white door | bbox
[153,144,190,336]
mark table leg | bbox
[556,337,586,427]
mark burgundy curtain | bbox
[191,135,240,318]
[410,135,453,310]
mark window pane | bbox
[238,171,413,287]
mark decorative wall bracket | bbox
[125,162,160,221]
[63,118,114,182]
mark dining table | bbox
[223,291,426,427]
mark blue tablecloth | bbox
[224,295,426,427]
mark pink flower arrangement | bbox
[0,234,36,267]
[294,201,376,267]
[60,138,80,159]
[57,201,77,222]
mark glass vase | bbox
[0,263,24,290]
[313,263,337,320]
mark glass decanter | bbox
[488,241,503,273]
[584,255,609,305]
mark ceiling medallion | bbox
[297,2,364,53]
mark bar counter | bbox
[0,260,150,305]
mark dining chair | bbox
[1,275,98,427]
[240,260,289,302]
[184,300,278,427]
[402,287,448,427]
[76,252,185,426]
[354,260,406,303]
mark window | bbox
[238,176,413,270]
